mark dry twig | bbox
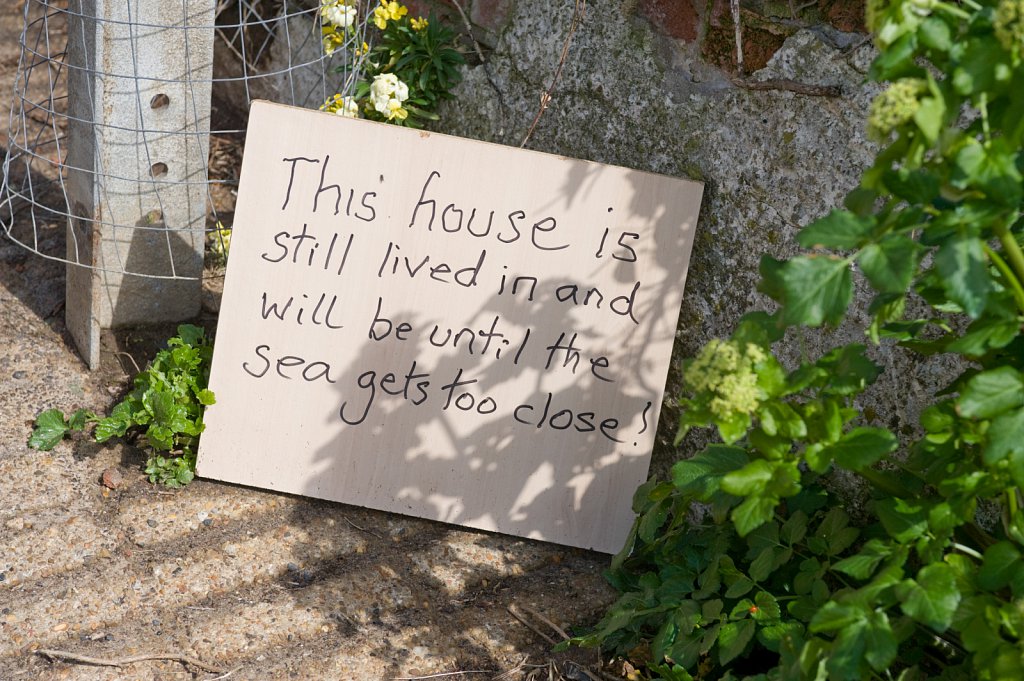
[731,0,744,76]
[344,514,384,539]
[507,603,557,645]
[520,0,587,147]
[732,77,842,97]
[393,670,494,680]
[448,0,487,65]
[35,649,225,673]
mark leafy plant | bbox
[569,0,1024,678]
[319,0,464,127]
[29,324,215,488]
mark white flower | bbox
[336,96,359,118]
[321,0,356,28]
[369,73,409,116]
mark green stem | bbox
[979,92,991,144]
[951,542,983,560]
[990,222,1024,314]
[983,244,1024,313]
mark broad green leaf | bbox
[797,210,874,250]
[977,541,1022,591]
[863,612,898,671]
[67,408,97,431]
[833,539,891,579]
[815,345,882,396]
[781,510,808,545]
[918,16,951,51]
[881,168,939,204]
[947,316,1021,357]
[718,619,756,665]
[898,563,960,631]
[779,255,853,327]
[754,591,782,621]
[748,547,775,582]
[809,601,863,633]
[732,496,779,537]
[959,367,1024,419]
[875,498,928,543]
[827,619,868,681]
[858,236,920,294]
[671,445,749,499]
[983,407,1024,464]
[196,388,216,406]
[912,95,945,143]
[28,409,68,451]
[934,233,991,318]
[721,460,775,496]
[951,39,1008,96]
[822,427,898,470]
[952,138,1023,207]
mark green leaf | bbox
[918,16,951,52]
[779,255,854,327]
[858,236,920,294]
[721,460,775,496]
[959,367,1024,419]
[984,407,1024,465]
[731,496,779,537]
[797,210,874,250]
[898,563,960,632]
[28,409,68,450]
[718,619,756,665]
[934,233,992,318]
[875,498,928,543]
[947,316,1021,357]
[977,541,1022,591]
[912,95,945,144]
[833,539,891,579]
[671,445,748,500]
[196,388,216,406]
[863,612,897,672]
[822,427,898,471]
[809,601,863,633]
[67,408,97,431]
[781,511,808,546]
[754,591,782,621]
[952,138,1023,207]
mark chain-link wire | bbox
[0,0,369,279]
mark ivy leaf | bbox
[898,563,960,631]
[934,233,991,318]
[779,255,854,327]
[858,236,921,294]
[718,619,756,665]
[797,210,874,250]
[28,409,68,451]
[959,367,1024,419]
[822,427,898,471]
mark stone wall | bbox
[428,0,959,475]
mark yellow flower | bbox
[385,99,407,121]
[354,41,370,57]
[373,0,407,29]
[411,16,428,31]
[321,26,346,55]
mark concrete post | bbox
[65,0,215,369]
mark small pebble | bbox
[101,467,124,489]
[287,563,299,572]
[202,518,213,527]
[12,370,26,379]
[146,519,158,528]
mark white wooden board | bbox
[196,100,703,552]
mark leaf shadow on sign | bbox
[290,164,699,540]
[278,166,700,674]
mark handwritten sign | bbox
[196,101,703,552]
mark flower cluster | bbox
[995,0,1024,53]
[319,93,359,118]
[867,78,925,140]
[318,0,461,127]
[373,0,408,29]
[369,73,409,121]
[684,339,767,419]
[320,0,356,55]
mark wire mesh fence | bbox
[0,0,370,279]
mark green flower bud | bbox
[867,79,926,141]
[995,0,1024,53]
[684,340,767,420]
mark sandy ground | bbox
[0,3,616,679]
